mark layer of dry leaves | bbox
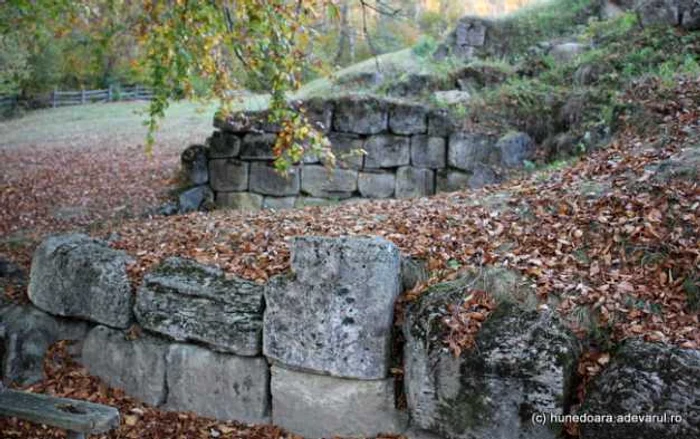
[0,77,698,438]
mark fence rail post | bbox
[108,85,113,102]
[52,88,57,108]
[81,88,86,104]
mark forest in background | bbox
[0,0,533,100]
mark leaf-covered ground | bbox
[0,78,698,438]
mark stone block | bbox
[249,162,300,196]
[389,102,428,135]
[364,135,410,169]
[411,136,447,169]
[468,164,499,189]
[0,300,89,385]
[333,95,388,134]
[271,365,407,438]
[263,236,401,379]
[300,97,333,133]
[209,158,249,192]
[28,234,134,328]
[134,257,264,356]
[82,325,168,406]
[358,171,396,198]
[428,109,460,137]
[207,131,241,159]
[436,169,471,193]
[263,196,297,210]
[294,197,340,208]
[579,339,700,439]
[496,131,535,168]
[328,133,365,169]
[178,186,214,213]
[215,192,263,210]
[448,133,495,171]
[396,166,435,198]
[165,344,270,424]
[301,165,357,199]
[240,133,277,160]
[403,272,579,439]
[181,144,209,186]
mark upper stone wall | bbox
[179,95,536,212]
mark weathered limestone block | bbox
[178,185,214,213]
[82,326,168,406]
[208,158,249,192]
[411,136,447,168]
[364,135,411,169]
[468,164,499,189]
[328,133,364,169]
[134,257,264,356]
[271,365,407,438]
[28,234,134,328]
[181,144,209,186]
[358,171,396,198]
[249,162,300,196]
[436,169,471,193]
[496,131,535,168]
[214,110,280,133]
[403,272,579,439]
[165,344,270,424]
[428,109,460,137]
[635,0,700,31]
[396,166,435,198]
[389,102,429,135]
[579,339,700,439]
[300,97,334,133]
[448,133,496,171]
[263,196,297,210]
[215,192,263,210]
[264,236,401,379]
[333,95,388,134]
[240,133,277,160]
[207,131,241,159]
[0,300,89,385]
[301,166,358,199]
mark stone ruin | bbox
[2,233,699,438]
[178,95,537,212]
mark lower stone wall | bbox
[3,233,699,439]
[179,96,536,211]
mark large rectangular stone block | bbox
[82,326,169,406]
[301,165,357,199]
[207,131,241,159]
[215,192,263,210]
[165,344,270,424]
[240,133,277,160]
[263,196,297,210]
[364,135,410,169]
[28,234,134,329]
[300,97,333,133]
[328,133,365,169]
[448,133,495,171]
[396,166,435,198]
[411,135,447,168]
[134,257,264,356]
[271,365,407,438]
[389,102,428,135]
[249,162,300,196]
[208,158,249,192]
[263,236,401,379]
[358,171,395,198]
[333,96,388,134]
[436,169,471,193]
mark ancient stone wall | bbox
[179,95,536,212]
[3,233,698,439]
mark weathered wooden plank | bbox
[0,389,120,433]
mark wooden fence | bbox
[50,85,153,107]
[0,85,153,113]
